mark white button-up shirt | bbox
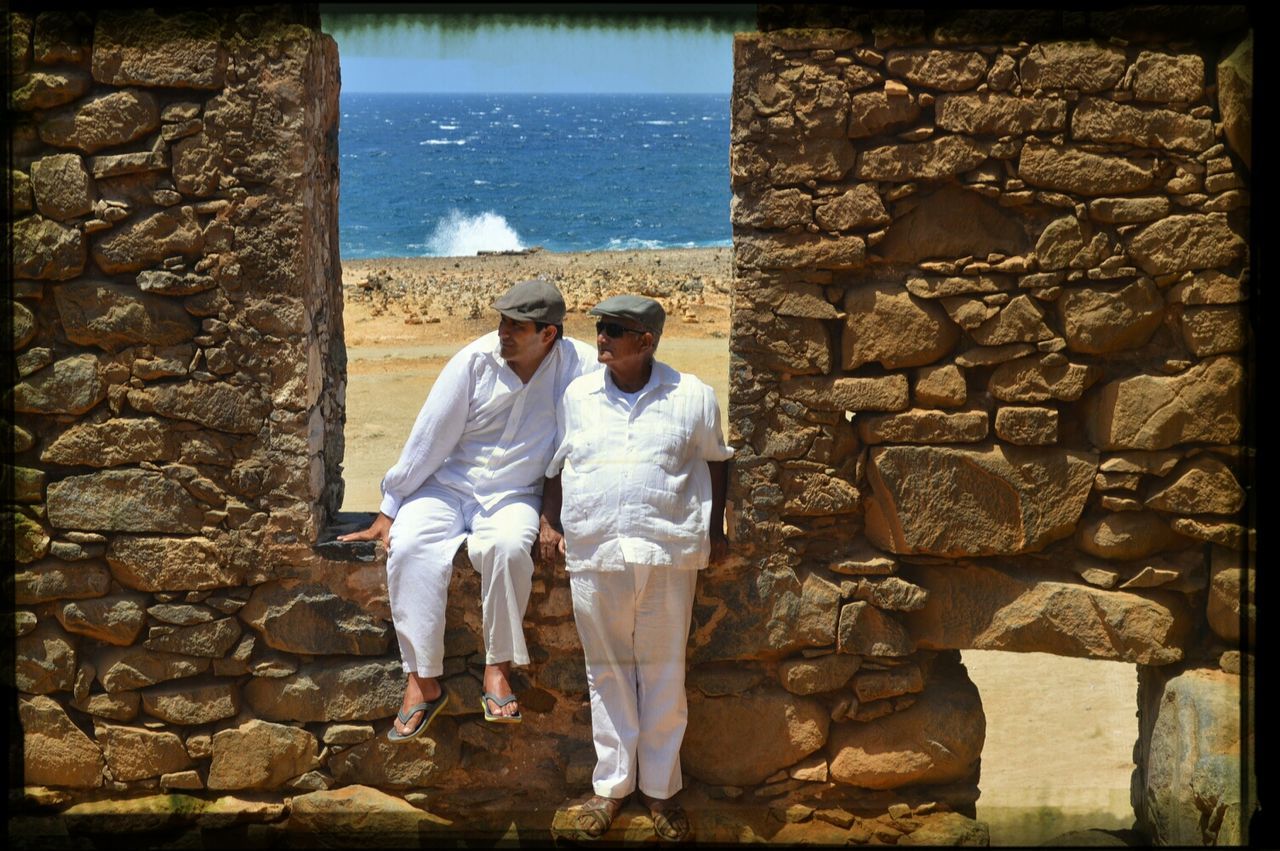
[547,360,734,572]
[380,332,598,518]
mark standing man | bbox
[540,295,732,842]
[340,279,597,740]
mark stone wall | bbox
[721,6,1254,844]
[8,5,1255,846]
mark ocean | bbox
[337,93,732,259]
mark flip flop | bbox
[386,692,449,742]
[480,691,522,724]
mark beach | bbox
[338,246,1137,845]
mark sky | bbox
[321,9,752,94]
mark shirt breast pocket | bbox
[652,425,693,473]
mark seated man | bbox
[541,295,732,842]
[341,279,597,739]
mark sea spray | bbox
[426,210,524,256]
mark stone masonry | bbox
[723,6,1254,844]
[7,5,1255,846]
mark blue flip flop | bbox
[480,692,522,724]
[386,692,449,742]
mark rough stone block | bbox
[1077,512,1191,561]
[10,69,92,110]
[41,417,178,469]
[92,10,226,89]
[994,406,1058,445]
[48,469,206,533]
[1018,141,1156,196]
[92,207,203,274]
[733,187,811,229]
[107,534,241,591]
[16,558,111,605]
[1145,456,1244,516]
[1087,357,1243,450]
[13,214,85,280]
[736,232,866,270]
[126,382,269,434]
[781,375,909,412]
[1088,196,1171,224]
[780,654,862,696]
[30,153,94,220]
[16,619,78,694]
[145,617,242,657]
[828,658,983,788]
[865,444,1096,556]
[842,283,959,370]
[94,722,192,782]
[837,602,914,656]
[857,136,990,182]
[1072,96,1214,153]
[1216,33,1252,169]
[814,184,889,230]
[141,679,240,725]
[53,282,196,353]
[242,658,403,723]
[883,49,988,91]
[20,695,105,788]
[1132,51,1205,103]
[990,355,1100,402]
[684,687,829,786]
[207,720,319,791]
[935,93,1066,135]
[1127,213,1245,276]
[857,408,988,444]
[1059,278,1164,354]
[38,89,159,153]
[900,561,1192,664]
[241,582,392,656]
[94,644,211,694]
[847,91,920,138]
[55,595,147,646]
[913,364,967,408]
[1019,41,1126,92]
[1180,306,1246,356]
[1135,666,1252,845]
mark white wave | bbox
[473,179,489,185]
[642,120,675,125]
[426,210,524,257]
[605,237,665,251]
[420,139,467,145]
[438,124,459,130]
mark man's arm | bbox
[707,460,729,565]
[377,346,474,518]
[537,475,565,564]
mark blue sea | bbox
[337,93,732,259]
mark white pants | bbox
[570,563,699,800]
[386,481,538,677]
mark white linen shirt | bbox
[379,332,598,518]
[547,360,733,572]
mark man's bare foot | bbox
[482,661,520,719]
[395,673,443,736]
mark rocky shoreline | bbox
[341,247,733,329]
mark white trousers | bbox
[386,481,538,677]
[570,563,699,800]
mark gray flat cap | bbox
[589,294,666,336]
[492,278,566,324]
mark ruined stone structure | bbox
[9,6,1254,846]
[725,6,1254,845]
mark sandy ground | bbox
[338,249,1137,846]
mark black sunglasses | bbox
[596,321,647,339]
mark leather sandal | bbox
[570,794,628,840]
[643,795,692,843]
